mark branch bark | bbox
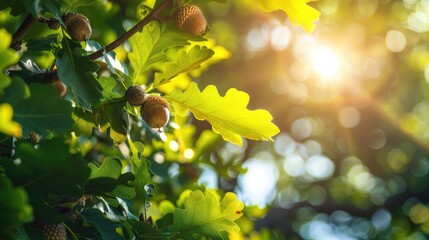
[88,0,173,60]
[11,14,38,50]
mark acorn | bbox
[43,223,67,240]
[28,131,40,144]
[48,19,60,30]
[63,13,92,41]
[125,86,146,106]
[176,4,207,36]
[53,81,67,97]
[140,96,170,130]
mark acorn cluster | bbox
[125,86,170,130]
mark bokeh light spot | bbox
[339,107,361,128]
[306,155,335,179]
[283,153,305,177]
[385,30,407,52]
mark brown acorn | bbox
[176,4,207,36]
[63,13,92,41]
[53,81,67,97]
[125,86,146,106]
[43,223,67,240]
[140,96,170,130]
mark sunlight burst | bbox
[309,46,341,81]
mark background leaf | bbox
[0,29,19,94]
[56,37,103,110]
[0,104,22,137]
[166,83,280,146]
[170,190,244,240]
[257,0,320,32]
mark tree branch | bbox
[88,0,173,60]
[11,14,38,50]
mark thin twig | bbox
[11,14,38,50]
[88,0,173,60]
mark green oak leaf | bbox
[82,208,125,240]
[166,83,280,146]
[61,0,102,12]
[85,157,136,199]
[56,37,103,110]
[20,0,62,22]
[128,22,202,85]
[0,1,25,16]
[128,140,152,203]
[170,190,244,239]
[150,45,214,91]
[257,0,320,32]
[12,84,73,136]
[0,138,89,222]
[0,29,19,95]
[0,175,33,238]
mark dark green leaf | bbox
[127,219,169,239]
[82,208,126,240]
[156,213,173,230]
[85,157,136,199]
[103,101,128,135]
[56,37,102,110]
[26,34,58,52]
[0,138,89,222]
[12,84,73,136]
[0,1,25,16]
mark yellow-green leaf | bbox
[257,0,320,32]
[149,45,214,91]
[0,103,22,137]
[166,83,280,146]
[171,190,244,239]
[0,29,19,94]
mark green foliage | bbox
[167,82,280,146]
[0,138,89,222]
[0,0,325,238]
[56,37,103,110]
[128,22,197,85]
[85,157,136,199]
[169,190,244,239]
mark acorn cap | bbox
[176,4,207,36]
[125,86,146,106]
[44,223,67,240]
[63,13,92,41]
[140,96,170,129]
[28,131,40,144]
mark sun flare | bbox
[309,46,342,81]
